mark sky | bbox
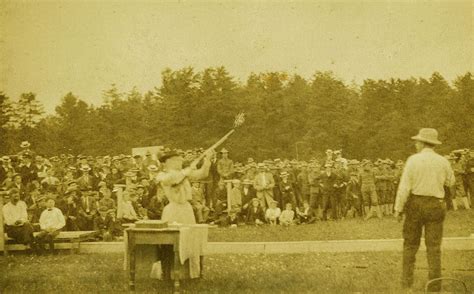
[0,0,472,113]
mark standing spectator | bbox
[254,163,275,209]
[279,172,297,209]
[333,161,348,219]
[345,172,362,218]
[2,188,35,248]
[394,128,455,292]
[36,198,66,254]
[217,148,234,180]
[320,163,337,221]
[203,152,219,210]
[360,161,382,220]
[18,153,38,185]
[308,163,322,219]
[296,164,310,205]
[241,179,256,214]
[451,153,470,210]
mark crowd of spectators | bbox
[1,141,472,250]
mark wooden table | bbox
[125,227,183,293]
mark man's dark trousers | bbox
[402,194,446,291]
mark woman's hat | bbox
[159,151,181,163]
[411,128,442,145]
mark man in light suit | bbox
[253,163,275,209]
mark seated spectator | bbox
[62,191,80,231]
[41,169,60,192]
[2,188,35,249]
[246,198,265,225]
[279,203,295,226]
[78,189,98,230]
[119,191,139,223]
[213,180,228,215]
[36,198,66,254]
[130,192,148,220]
[265,200,281,225]
[28,195,48,227]
[296,201,316,224]
[98,187,115,211]
[94,206,116,241]
[147,190,167,220]
[1,169,15,188]
[190,181,210,223]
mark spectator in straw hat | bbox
[18,153,38,185]
[394,128,455,291]
[217,148,234,180]
[254,163,275,209]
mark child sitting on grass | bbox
[246,198,265,225]
[296,201,316,224]
[265,200,281,225]
[279,203,295,226]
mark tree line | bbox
[0,68,472,162]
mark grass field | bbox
[1,251,473,293]
[208,209,474,242]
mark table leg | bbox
[173,249,180,294]
[128,233,136,291]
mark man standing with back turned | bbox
[394,128,455,292]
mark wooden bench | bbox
[3,230,99,255]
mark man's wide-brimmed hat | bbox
[220,148,229,153]
[411,128,442,145]
[20,141,31,148]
